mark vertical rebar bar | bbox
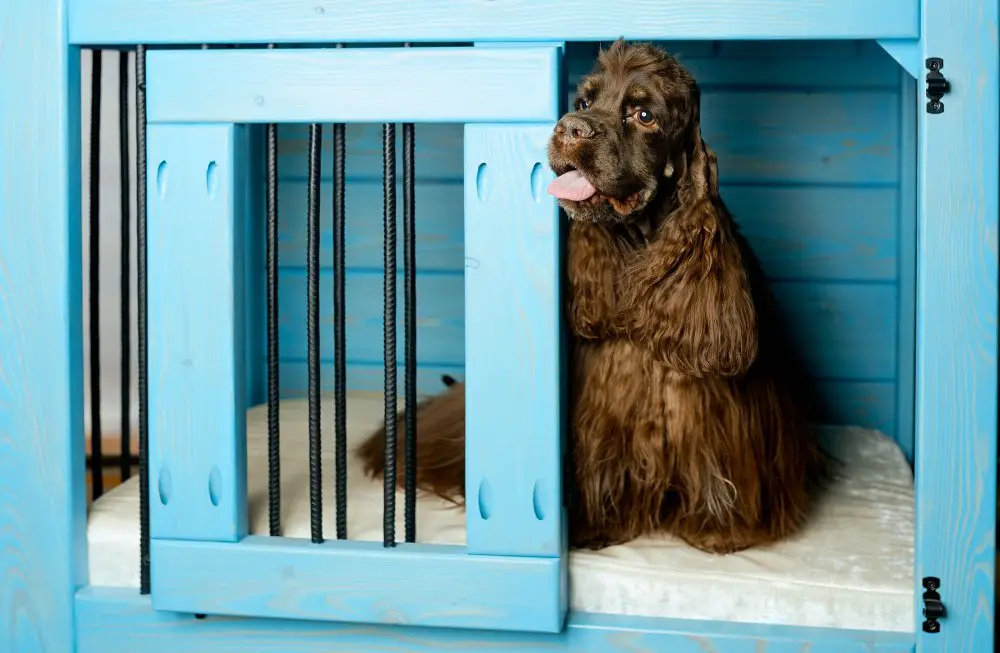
[333,122,348,540]
[402,121,417,543]
[89,49,104,500]
[306,123,323,544]
[266,120,281,537]
[382,123,398,548]
[136,44,150,596]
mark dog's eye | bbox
[636,109,655,125]
[578,98,591,110]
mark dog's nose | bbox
[554,115,596,142]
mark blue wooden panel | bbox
[147,123,248,542]
[895,72,918,465]
[771,282,898,381]
[77,587,916,653]
[278,362,463,399]
[274,182,898,281]
[915,0,998,650]
[728,187,899,282]
[0,2,84,652]
[145,48,560,124]
[244,126,267,407]
[565,41,902,90]
[148,537,564,633]
[702,92,900,185]
[815,382,899,443]
[274,92,901,186]
[276,270,464,365]
[68,0,919,44]
[277,123,465,183]
[464,124,564,558]
[278,180,465,271]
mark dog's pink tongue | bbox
[547,170,597,201]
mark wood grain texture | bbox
[914,0,998,650]
[0,3,86,653]
[67,0,919,44]
[147,124,248,542]
[77,587,915,653]
[145,47,561,124]
[149,537,565,632]
[463,124,565,559]
[274,91,902,186]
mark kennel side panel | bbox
[913,0,998,650]
[77,586,916,653]
[148,538,565,633]
[67,0,919,44]
[464,124,565,559]
[0,1,86,651]
[147,123,249,543]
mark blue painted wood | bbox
[895,71,918,463]
[148,537,565,633]
[275,181,900,281]
[76,587,915,653]
[0,2,85,652]
[914,1,998,650]
[147,123,248,542]
[876,39,921,78]
[67,0,919,44]
[278,361,464,399]
[566,41,902,90]
[276,270,464,365]
[145,48,561,124]
[816,381,899,440]
[275,91,902,186]
[463,124,564,558]
[244,126,267,406]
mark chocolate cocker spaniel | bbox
[358,40,826,555]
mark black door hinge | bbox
[922,576,946,633]
[925,58,950,114]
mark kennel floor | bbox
[86,391,915,633]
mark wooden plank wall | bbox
[261,40,916,461]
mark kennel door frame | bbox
[911,0,998,651]
[143,44,568,634]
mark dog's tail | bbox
[355,375,468,503]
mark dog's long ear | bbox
[617,84,758,378]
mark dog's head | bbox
[547,40,705,224]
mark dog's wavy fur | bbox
[358,40,826,554]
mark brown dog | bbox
[358,40,826,554]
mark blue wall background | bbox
[247,40,916,462]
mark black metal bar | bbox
[89,49,104,500]
[306,123,323,544]
[136,44,150,596]
[402,121,417,543]
[266,121,281,537]
[382,123,398,548]
[118,50,132,483]
[333,122,348,540]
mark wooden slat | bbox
[0,3,85,653]
[68,0,919,44]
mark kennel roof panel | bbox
[68,0,919,45]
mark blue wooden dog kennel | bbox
[1,1,997,652]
